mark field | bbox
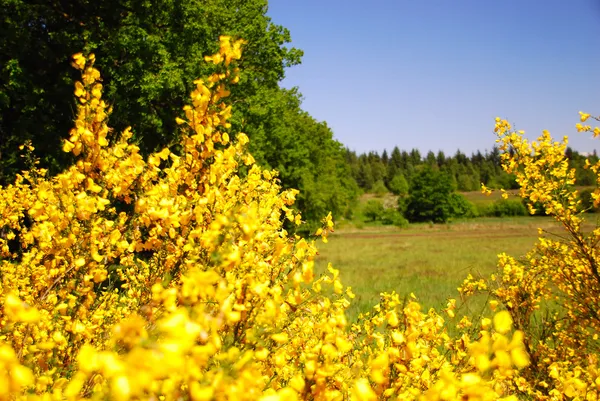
[315,215,564,321]
[461,188,521,210]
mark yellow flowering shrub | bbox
[1,35,594,400]
[461,114,600,400]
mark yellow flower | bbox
[63,139,75,153]
[352,379,376,401]
[189,383,214,401]
[74,81,86,98]
[271,332,288,344]
[72,53,86,69]
[481,184,492,196]
[493,310,513,334]
[579,111,591,122]
[4,293,40,323]
[511,346,529,369]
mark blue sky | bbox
[267,0,600,156]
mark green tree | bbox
[386,146,402,186]
[242,87,357,231]
[345,149,361,185]
[409,148,422,166]
[356,156,374,190]
[381,149,389,165]
[388,174,409,196]
[368,155,386,184]
[578,188,599,213]
[436,150,447,167]
[363,199,385,222]
[0,0,302,183]
[371,180,388,197]
[425,150,437,167]
[403,167,458,223]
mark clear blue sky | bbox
[267,0,600,156]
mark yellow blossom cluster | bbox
[5,36,592,401]
[460,116,600,399]
[576,112,600,138]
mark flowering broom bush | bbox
[0,36,597,400]
[463,114,600,400]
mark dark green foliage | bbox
[348,144,600,198]
[355,155,374,190]
[566,147,599,186]
[388,174,409,196]
[1,0,301,183]
[576,169,597,186]
[480,199,528,217]
[424,151,437,167]
[524,200,549,216]
[448,193,478,218]
[404,167,464,223]
[363,199,385,222]
[372,180,388,197]
[244,87,358,233]
[577,188,599,213]
[348,145,525,195]
[380,209,409,228]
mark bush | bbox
[523,199,549,216]
[381,208,409,227]
[387,173,409,196]
[371,179,388,197]
[578,187,599,212]
[363,199,385,221]
[404,168,476,223]
[459,116,600,397]
[481,198,528,217]
[448,193,479,218]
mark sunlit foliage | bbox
[462,114,600,400]
[1,37,598,400]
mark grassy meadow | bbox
[461,188,521,210]
[315,191,581,321]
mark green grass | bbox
[460,189,522,213]
[328,189,599,323]
[314,216,561,321]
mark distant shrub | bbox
[363,199,385,221]
[372,180,388,197]
[456,174,479,192]
[404,167,458,223]
[449,193,478,218]
[362,199,408,227]
[481,199,528,217]
[388,174,409,196]
[381,209,409,227]
[578,188,599,213]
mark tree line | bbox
[353,145,600,224]
[347,146,599,195]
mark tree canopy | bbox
[1,0,357,228]
[1,0,302,180]
[404,167,457,223]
